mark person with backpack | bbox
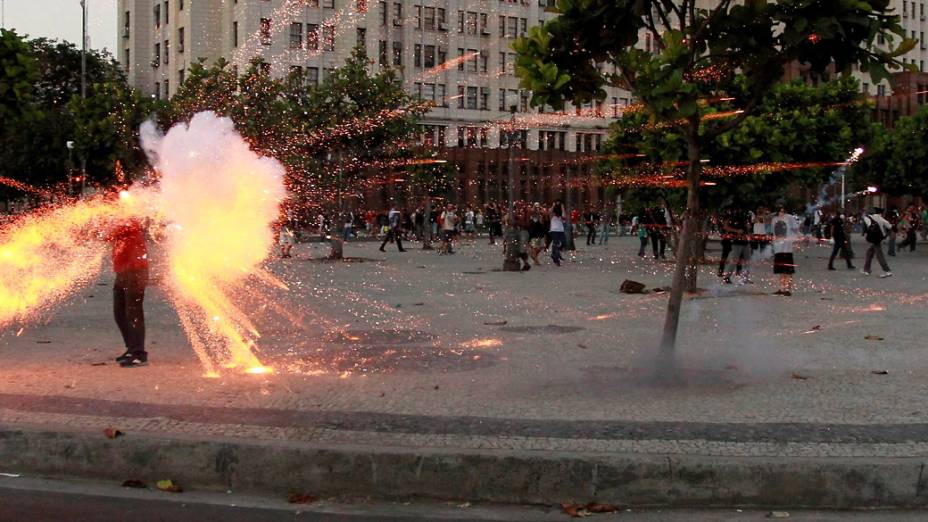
[827,212,855,271]
[771,207,799,296]
[861,208,892,277]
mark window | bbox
[466,12,478,34]
[178,27,184,52]
[457,86,465,108]
[179,68,185,85]
[323,67,335,79]
[458,11,465,33]
[123,11,130,37]
[125,48,130,67]
[468,49,478,73]
[323,25,335,51]
[904,0,908,17]
[308,67,319,85]
[356,28,366,52]
[153,43,160,67]
[290,23,303,48]
[415,5,422,29]
[307,24,319,50]
[392,3,402,25]
[438,8,447,30]
[480,87,490,110]
[466,86,478,109]
[379,1,387,25]
[163,79,169,98]
[480,51,488,73]
[179,0,184,9]
[480,13,489,34]
[260,62,271,75]
[392,41,403,65]
[520,18,527,37]
[438,84,446,106]
[378,40,388,65]
[457,48,465,70]
[507,17,517,38]
[163,39,169,64]
[498,15,505,37]
[154,4,160,27]
[424,45,436,67]
[424,7,436,30]
[233,21,239,47]
[155,82,161,100]
[414,44,422,67]
[323,0,335,7]
[164,1,169,24]
[423,83,435,101]
[290,65,303,78]
[922,31,926,49]
[499,89,507,111]
[862,83,869,94]
[260,18,272,45]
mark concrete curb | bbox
[2,424,928,508]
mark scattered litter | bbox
[871,370,889,375]
[767,511,790,519]
[820,297,834,301]
[457,502,471,509]
[577,343,588,349]
[91,362,106,367]
[103,428,124,439]
[0,473,21,478]
[413,302,425,306]
[562,503,619,518]
[287,493,317,504]
[864,335,885,341]
[156,479,183,493]
[652,286,671,294]
[802,325,822,334]
[36,341,51,344]
[122,479,146,488]
[483,320,507,326]
[433,385,440,390]
[619,279,646,294]
[791,373,809,380]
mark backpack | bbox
[773,219,787,238]
[865,219,885,244]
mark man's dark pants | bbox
[829,239,854,268]
[114,268,147,355]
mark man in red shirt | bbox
[108,217,149,367]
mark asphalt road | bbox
[2,477,928,522]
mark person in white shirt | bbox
[861,208,893,277]
[771,207,799,296]
[549,201,566,266]
[440,204,458,254]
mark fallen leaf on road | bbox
[122,479,146,488]
[871,370,889,375]
[483,320,508,326]
[586,503,619,513]
[791,373,809,380]
[287,493,317,504]
[103,428,123,439]
[156,479,183,493]
[562,504,591,518]
[865,335,885,341]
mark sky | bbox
[2,0,117,53]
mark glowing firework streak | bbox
[0,194,142,328]
[0,176,53,197]
[416,51,481,80]
[143,112,286,374]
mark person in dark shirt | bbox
[827,213,855,270]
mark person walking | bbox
[549,201,566,266]
[771,207,799,296]
[827,212,855,270]
[722,208,752,284]
[634,213,648,257]
[108,216,150,367]
[528,204,546,265]
[583,207,597,246]
[861,208,893,277]
[486,203,501,245]
[379,205,406,252]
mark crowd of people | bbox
[283,200,927,296]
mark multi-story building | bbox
[117,0,631,207]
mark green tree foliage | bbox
[513,0,907,358]
[605,76,876,209]
[854,105,928,199]
[0,29,37,125]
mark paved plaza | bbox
[1,234,927,463]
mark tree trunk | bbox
[657,119,702,376]
[422,196,433,250]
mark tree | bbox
[855,105,928,200]
[0,29,37,125]
[515,0,908,372]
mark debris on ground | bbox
[91,362,107,366]
[791,373,809,380]
[156,479,183,493]
[767,511,790,518]
[484,320,508,326]
[561,503,620,517]
[121,479,146,488]
[103,428,124,439]
[871,370,889,375]
[864,335,885,341]
[287,493,317,504]
[619,279,646,294]
[577,343,588,349]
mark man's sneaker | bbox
[115,351,133,364]
[861,270,871,276]
[879,272,893,278]
[119,353,148,368]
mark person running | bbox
[827,212,855,270]
[108,215,150,367]
[861,208,892,277]
[771,207,799,296]
[549,201,566,266]
[379,205,406,252]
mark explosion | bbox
[143,112,287,375]
[0,111,286,376]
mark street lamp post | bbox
[79,0,88,195]
[503,107,522,271]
